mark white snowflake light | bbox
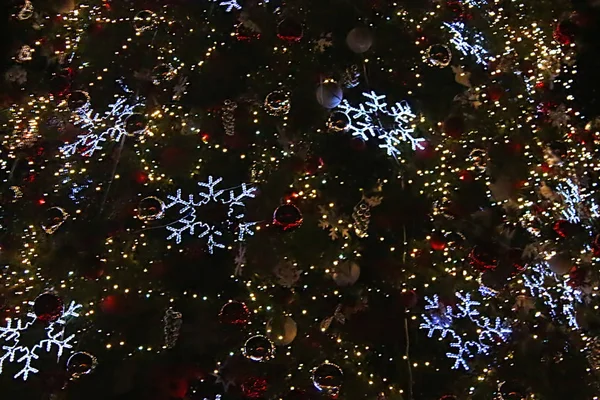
[336,91,425,159]
[0,301,82,380]
[444,22,489,65]
[165,176,257,254]
[557,178,583,224]
[210,0,269,12]
[420,291,511,370]
[523,262,583,329]
[61,94,145,158]
[464,0,487,7]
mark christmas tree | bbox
[1,0,600,399]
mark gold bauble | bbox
[266,315,297,346]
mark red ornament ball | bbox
[458,170,473,182]
[236,23,261,41]
[273,204,303,231]
[553,19,577,46]
[430,235,447,251]
[241,377,268,399]
[592,234,600,257]
[219,301,250,325]
[446,0,465,19]
[350,137,367,151]
[100,294,122,314]
[133,170,148,184]
[33,292,64,322]
[487,85,504,102]
[568,266,586,288]
[442,115,465,138]
[469,246,497,271]
[400,290,418,309]
[277,18,303,42]
[553,219,575,238]
[81,259,105,280]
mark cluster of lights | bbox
[1,0,595,397]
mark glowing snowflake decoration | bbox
[464,0,487,7]
[336,91,425,159]
[0,301,82,380]
[165,176,257,254]
[420,291,511,370]
[444,22,489,65]
[210,0,269,11]
[211,0,242,12]
[523,262,583,329]
[61,94,145,158]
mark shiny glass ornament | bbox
[33,292,64,322]
[346,27,373,53]
[67,352,97,379]
[243,335,275,362]
[312,363,343,395]
[426,44,452,68]
[67,90,90,111]
[468,148,487,171]
[125,113,148,135]
[273,204,303,231]
[134,10,157,33]
[277,18,303,42]
[264,91,291,116]
[152,64,177,85]
[219,301,250,325]
[41,206,69,234]
[266,316,297,346]
[137,196,166,221]
[327,112,350,132]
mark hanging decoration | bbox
[243,335,275,362]
[61,89,146,158]
[41,206,69,234]
[425,44,452,67]
[266,316,297,346]
[346,27,373,53]
[66,351,97,379]
[18,0,34,20]
[352,192,382,238]
[222,100,238,136]
[163,308,183,349]
[264,90,291,116]
[273,203,303,231]
[134,10,157,33]
[16,45,33,63]
[0,300,82,380]
[327,111,350,132]
[137,196,166,221]
[336,91,425,159]
[341,65,361,88]
[277,17,304,42]
[33,292,64,322]
[420,291,512,370]
[443,22,489,65]
[316,81,343,109]
[164,176,257,253]
[312,363,343,396]
[219,301,251,325]
[67,91,90,111]
[151,64,177,85]
[523,261,583,329]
